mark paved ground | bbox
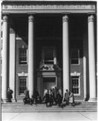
[2,112,97,121]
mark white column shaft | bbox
[9,28,16,101]
[28,15,34,98]
[62,15,69,95]
[88,15,96,101]
[2,16,8,101]
[83,33,87,100]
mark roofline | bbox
[2,0,97,3]
[2,0,97,5]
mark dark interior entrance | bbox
[43,77,56,91]
[35,15,62,70]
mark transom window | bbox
[19,48,27,64]
[19,76,26,95]
[71,76,80,95]
[71,49,80,64]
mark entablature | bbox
[2,1,96,14]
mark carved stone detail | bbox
[63,15,68,22]
[10,28,15,33]
[88,15,94,22]
[3,15,8,22]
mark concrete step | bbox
[2,102,97,112]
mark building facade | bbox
[0,0,97,102]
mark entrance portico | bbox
[1,0,97,102]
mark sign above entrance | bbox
[2,4,96,14]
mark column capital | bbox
[3,15,8,22]
[88,15,94,22]
[62,15,68,22]
[28,15,34,22]
[10,28,15,34]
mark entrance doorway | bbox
[43,77,56,92]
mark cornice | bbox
[1,1,96,14]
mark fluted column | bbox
[2,15,8,102]
[62,15,69,95]
[28,15,34,98]
[88,15,96,101]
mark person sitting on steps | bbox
[7,87,13,102]
[23,88,30,104]
[69,91,75,106]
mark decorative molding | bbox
[17,72,28,76]
[70,72,80,76]
[2,4,95,10]
[40,64,54,71]
[16,36,22,41]
[2,4,96,14]
[42,72,56,76]
[10,28,15,33]
[3,15,8,22]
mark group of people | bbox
[6,87,75,107]
[23,88,42,105]
[23,87,75,107]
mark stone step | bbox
[2,102,97,112]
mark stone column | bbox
[28,15,34,98]
[9,28,16,101]
[88,15,96,101]
[83,32,88,101]
[2,15,8,102]
[62,15,69,95]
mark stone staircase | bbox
[2,101,97,113]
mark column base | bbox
[1,99,8,103]
[12,98,17,102]
[88,98,97,102]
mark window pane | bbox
[71,59,78,64]
[19,77,26,94]
[44,48,53,60]
[19,48,27,64]
[72,88,79,94]
[71,49,79,64]
[71,76,79,94]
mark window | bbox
[43,47,55,64]
[71,49,80,64]
[19,48,27,64]
[71,76,80,95]
[19,76,26,94]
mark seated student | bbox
[56,89,63,106]
[7,88,13,102]
[43,89,48,103]
[52,87,58,105]
[23,88,30,104]
[49,89,54,106]
[45,89,53,107]
[69,91,75,106]
[32,90,41,104]
[64,89,70,105]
